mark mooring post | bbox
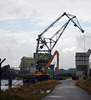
[9,78,12,88]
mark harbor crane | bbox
[33,12,84,76]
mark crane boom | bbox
[39,13,65,36]
[36,12,84,54]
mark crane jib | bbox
[36,12,84,54]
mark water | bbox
[1,79,23,90]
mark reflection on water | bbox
[1,80,23,90]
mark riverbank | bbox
[1,79,61,100]
[76,77,91,94]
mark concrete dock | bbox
[41,78,91,100]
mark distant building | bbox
[89,62,91,76]
[75,49,91,76]
[20,56,36,74]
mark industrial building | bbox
[20,57,36,74]
[75,49,91,76]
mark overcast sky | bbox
[0,0,91,69]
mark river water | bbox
[1,79,23,90]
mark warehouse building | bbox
[75,49,91,76]
[20,56,36,74]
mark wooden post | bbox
[0,58,6,100]
[9,78,12,88]
[0,58,6,89]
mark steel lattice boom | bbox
[36,12,84,55]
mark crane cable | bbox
[83,33,85,52]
